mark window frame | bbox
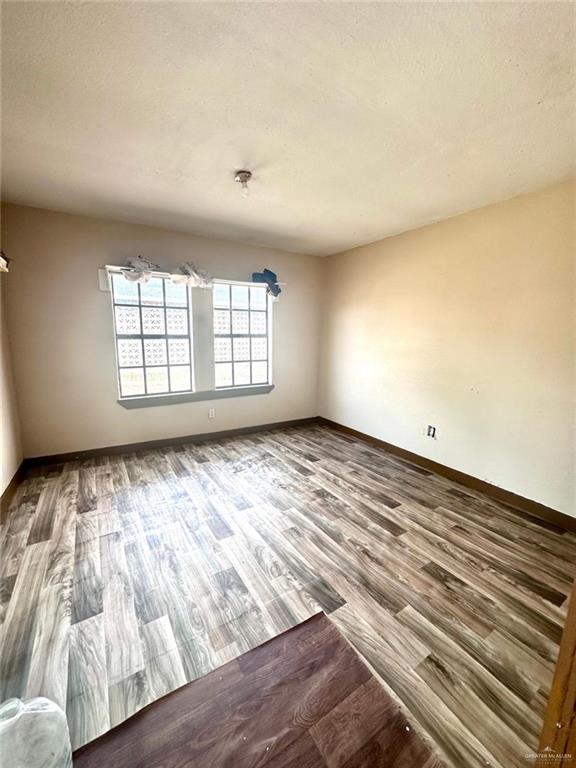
[212,279,272,390]
[109,269,195,400]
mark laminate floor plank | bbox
[71,536,103,625]
[66,614,110,749]
[309,677,397,767]
[27,478,62,545]
[67,685,111,751]
[0,541,51,700]
[2,424,574,766]
[397,605,541,745]
[1,490,42,578]
[24,578,72,708]
[67,614,107,699]
[415,653,532,768]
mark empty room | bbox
[0,2,575,767]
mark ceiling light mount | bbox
[234,169,252,198]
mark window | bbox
[110,272,194,398]
[213,282,270,388]
[108,271,273,404]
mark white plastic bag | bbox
[0,697,72,768]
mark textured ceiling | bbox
[2,2,575,255]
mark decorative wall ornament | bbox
[171,261,213,288]
[123,255,160,283]
[0,251,11,273]
[252,268,282,298]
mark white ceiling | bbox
[2,2,575,256]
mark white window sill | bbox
[117,384,274,409]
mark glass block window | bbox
[213,282,270,388]
[110,273,193,398]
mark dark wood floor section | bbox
[73,613,440,768]
[1,424,575,768]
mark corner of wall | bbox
[1,272,24,494]
[315,255,331,417]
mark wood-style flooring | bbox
[1,424,575,768]
[74,613,440,768]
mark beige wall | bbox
[319,181,575,516]
[0,273,23,493]
[1,204,322,457]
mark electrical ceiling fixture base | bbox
[234,170,252,198]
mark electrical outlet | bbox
[426,425,436,438]
[208,408,215,419]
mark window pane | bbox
[169,366,191,392]
[214,309,231,335]
[233,362,251,386]
[233,337,250,361]
[215,362,233,388]
[168,339,190,365]
[232,310,249,334]
[144,339,167,366]
[251,337,267,361]
[120,368,145,397]
[250,286,267,310]
[251,361,268,384]
[212,283,270,391]
[250,311,267,335]
[166,308,188,336]
[231,285,249,309]
[140,277,164,306]
[112,274,195,400]
[115,306,141,334]
[146,366,169,394]
[213,283,230,308]
[142,307,165,335]
[214,337,232,362]
[112,274,139,305]
[117,339,143,367]
[165,281,187,307]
